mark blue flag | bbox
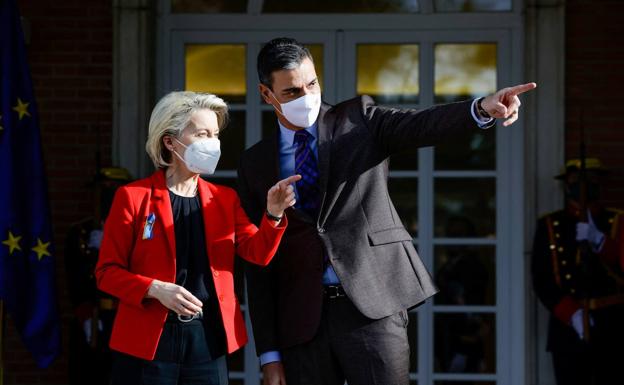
[0,0,61,368]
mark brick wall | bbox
[3,1,113,384]
[566,0,624,208]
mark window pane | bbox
[185,44,246,103]
[434,313,496,374]
[408,311,419,373]
[218,111,245,170]
[357,44,419,104]
[434,178,495,238]
[434,246,495,305]
[435,0,511,12]
[263,0,419,13]
[435,127,495,171]
[172,0,247,13]
[389,178,418,237]
[434,44,496,104]
[306,44,324,90]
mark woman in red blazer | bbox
[95,91,299,385]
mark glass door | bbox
[166,25,523,385]
[342,30,512,385]
[170,31,336,385]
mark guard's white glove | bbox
[570,309,594,340]
[576,211,605,252]
[82,318,104,344]
[88,229,103,249]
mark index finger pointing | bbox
[279,174,302,188]
[508,82,537,96]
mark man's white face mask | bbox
[270,91,321,128]
[173,137,221,175]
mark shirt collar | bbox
[278,120,318,147]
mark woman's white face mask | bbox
[270,92,321,128]
[173,137,221,175]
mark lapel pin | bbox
[142,212,156,240]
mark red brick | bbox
[4,2,113,383]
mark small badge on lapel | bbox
[142,213,156,240]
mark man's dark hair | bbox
[257,37,314,89]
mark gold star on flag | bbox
[32,238,51,261]
[2,231,22,255]
[12,98,31,120]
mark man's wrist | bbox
[476,97,491,120]
[259,350,282,366]
[470,98,494,129]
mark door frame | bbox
[151,2,529,384]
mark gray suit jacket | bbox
[237,95,492,354]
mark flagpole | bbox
[0,299,4,385]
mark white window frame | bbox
[153,1,529,384]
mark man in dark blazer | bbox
[237,37,535,385]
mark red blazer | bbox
[95,169,287,360]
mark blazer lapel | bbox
[150,170,176,260]
[257,131,281,202]
[317,102,335,227]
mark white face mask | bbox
[270,92,321,128]
[173,137,221,175]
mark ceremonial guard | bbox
[531,158,624,385]
[65,167,132,385]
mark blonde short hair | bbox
[145,91,228,169]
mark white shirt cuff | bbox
[471,98,494,129]
[259,350,282,366]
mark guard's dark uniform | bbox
[65,167,131,385]
[532,206,624,385]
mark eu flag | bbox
[0,0,61,368]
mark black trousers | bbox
[552,341,624,385]
[68,310,115,385]
[111,318,228,385]
[281,295,410,385]
[551,306,624,385]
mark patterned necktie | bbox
[293,130,320,218]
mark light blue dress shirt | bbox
[276,120,342,286]
[258,100,492,366]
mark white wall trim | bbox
[524,1,566,384]
[112,0,155,179]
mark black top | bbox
[169,190,226,359]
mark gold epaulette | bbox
[607,208,624,239]
[544,213,563,288]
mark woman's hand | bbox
[266,175,301,220]
[146,279,203,316]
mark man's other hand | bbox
[263,362,287,385]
